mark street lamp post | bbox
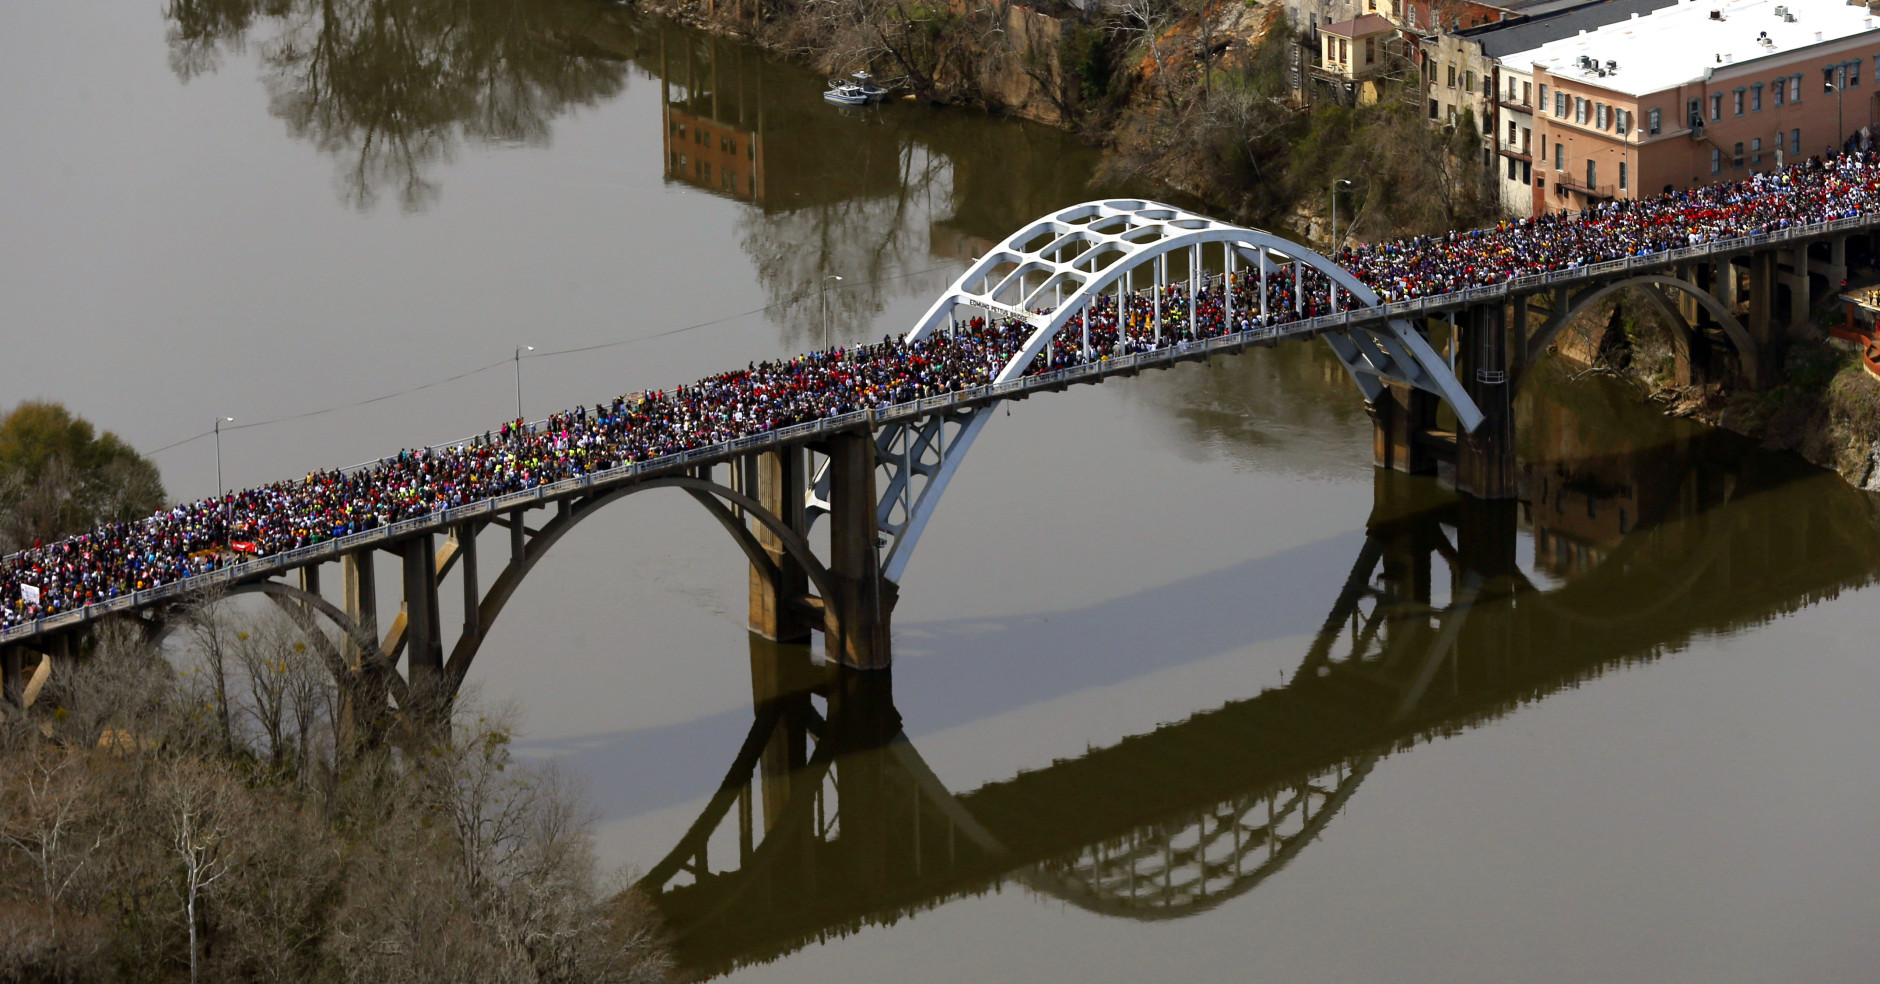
[1330,178,1354,251]
[213,417,234,498]
[821,275,844,351]
[514,345,534,421]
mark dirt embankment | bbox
[1550,293,1880,493]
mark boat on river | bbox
[823,72,888,106]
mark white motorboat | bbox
[823,79,869,106]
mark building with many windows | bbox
[1515,0,1880,215]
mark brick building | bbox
[1513,0,1880,215]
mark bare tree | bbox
[0,749,114,929]
[159,758,240,984]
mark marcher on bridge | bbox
[8,151,1880,630]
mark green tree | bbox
[0,401,166,553]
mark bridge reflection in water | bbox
[635,373,1880,979]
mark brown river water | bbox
[2,2,1878,980]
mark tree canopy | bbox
[0,401,167,552]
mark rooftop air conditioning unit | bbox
[1607,59,1618,71]
[1774,4,1786,14]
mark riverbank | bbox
[635,0,1500,239]
[1556,294,1880,492]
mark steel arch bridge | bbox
[11,197,1872,729]
[816,199,1484,582]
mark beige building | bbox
[1520,0,1880,215]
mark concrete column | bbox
[401,533,444,713]
[1509,296,1529,383]
[824,430,892,670]
[1456,302,1517,500]
[338,551,384,750]
[1748,249,1778,388]
[2,644,21,709]
[459,523,480,645]
[1788,244,1812,327]
[749,448,811,643]
[1371,381,1438,475]
[1827,236,1849,289]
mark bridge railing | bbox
[7,210,1878,644]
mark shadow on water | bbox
[605,367,1880,979]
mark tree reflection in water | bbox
[164,0,629,210]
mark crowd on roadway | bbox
[8,151,1880,632]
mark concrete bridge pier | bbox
[747,448,812,645]
[1371,382,1439,476]
[1,643,22,710]
[1748,249,1781,386]
[338,550,388,752]
[822,429,893,671]
[1455,302,1517,500]
[400,534,446,724]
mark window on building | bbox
[1483,113,1493,135]
[1649,107,1662,134]
[1792,127,1802,156]
[1508,120,1518,144]
[1429,98,1439,118]
[1509,157,1518,180]
[1751,137,1762,167]
[1556,91,1569,116]
[1826,65,1839,93]
[1448,105,1458,124]
[1773,77,1786,106]
[1539,82,1548,106]
[1711,147,1722,174]
[1522,160,1532,184]
[1733,88,1745,115]
[1751,83,1763,111]
[1555,142,1564,170]
[1710,93,1723,121]
[1733,141,1745,168]
[1464,70,1475,91]
[1524,81,1532,104]
[1575,97,1587,124]
[1619,161,1627,190]
[1791,73,1802,102]
[1586,159,1597,188]
[1447,64,1457,88]
[1368,0,1376,10]
[1407,6,1417,28]
[1596,103,1608,129]
[1850,59,1862,87]
[1522,126,1531,152]
[1366,38,1376,64]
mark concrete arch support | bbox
[1527,274,1759,385]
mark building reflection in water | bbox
[660,34,765,205]
[635,372,1880,980]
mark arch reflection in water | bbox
[637,400,1880,978]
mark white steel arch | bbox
[821,200,1483,584]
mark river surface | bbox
[4,2,1880,980]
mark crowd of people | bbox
[9,151,1880,632]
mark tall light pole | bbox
[514,345,533,420]
[213,417,234,498]
[821,275,843,350]
[1330,178,1354,251]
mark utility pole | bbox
[514,345,534,420]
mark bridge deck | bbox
[3,209,1874,646]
